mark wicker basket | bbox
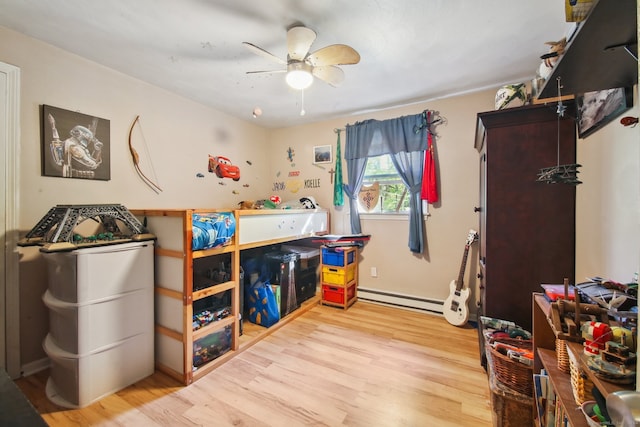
[490,383,534,427]
[567,345,594,405]
[556,338,570,373]
[486,347,534,427]
[487,338,533,396]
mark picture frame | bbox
[576,87,632,139]
[313,145,332,164]
[41,104,110,180]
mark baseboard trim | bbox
[20,357,50,378]
[357,287,444,315]
[357,287,478,322]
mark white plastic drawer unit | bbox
[41,241,155,408]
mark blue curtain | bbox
[345,112,427,252]
[343,157,367,233]
[390,150,425,253]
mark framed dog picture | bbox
[41,105,110,180]
[576,87,632,139]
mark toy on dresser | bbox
[602,341,636,367]
[581,319,636,384]
[586,340,637,385]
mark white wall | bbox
[575,87,640,283]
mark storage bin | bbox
[322,264,356,286]
[281,245,320,270]
[321,247,355,267]
[193,326,232,368]
[43,333,154,408]
[192,290,232,330]
[296,268,318,303]
[281,245,319,304]
[264,251,299,317]
[43,288,153,354]
[43,241,154,303]
[322,283,356,305]
[192,253,233,291]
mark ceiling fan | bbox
[243,25,360,90]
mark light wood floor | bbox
[16,301,493,426]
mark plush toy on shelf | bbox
[538,37,567,80]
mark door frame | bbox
[1,61,21,378]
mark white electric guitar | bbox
[443,230,478,326]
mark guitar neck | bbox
[455,245,470,292]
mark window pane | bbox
[359,154,409,213]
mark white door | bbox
[0,61,21,378]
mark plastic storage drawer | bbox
[43,288,153,354]
[43,241,154,303]
[321,247,355,267]
[43,333,153,408]
[321,264,356,286]
[322,284,356,305]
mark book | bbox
[534,372,548,427]
[534,370,557,427]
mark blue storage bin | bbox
[321,247,355,266]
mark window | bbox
[358,154,410,213]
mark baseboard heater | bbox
[357,287,444,315]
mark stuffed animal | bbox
[538,38,567,80]
[237,200,256,210]
[299,196,318,209]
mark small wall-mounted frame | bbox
[41,104,110,180]
[313,145,332,164]
[576,87,632,139]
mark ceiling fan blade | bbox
[307,44,360,66]
[242,42,286,65]
[287,26,316,61]
[312,65,345,87]
[246,69,286,74]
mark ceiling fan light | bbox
[286,62,313,90]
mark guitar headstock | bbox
[466,229,479,246]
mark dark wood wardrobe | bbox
[474,103,576,363]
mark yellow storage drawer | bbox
[321,264,356,286]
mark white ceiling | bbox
[0,0,573,128]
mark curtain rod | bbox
[337,109,444,135]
